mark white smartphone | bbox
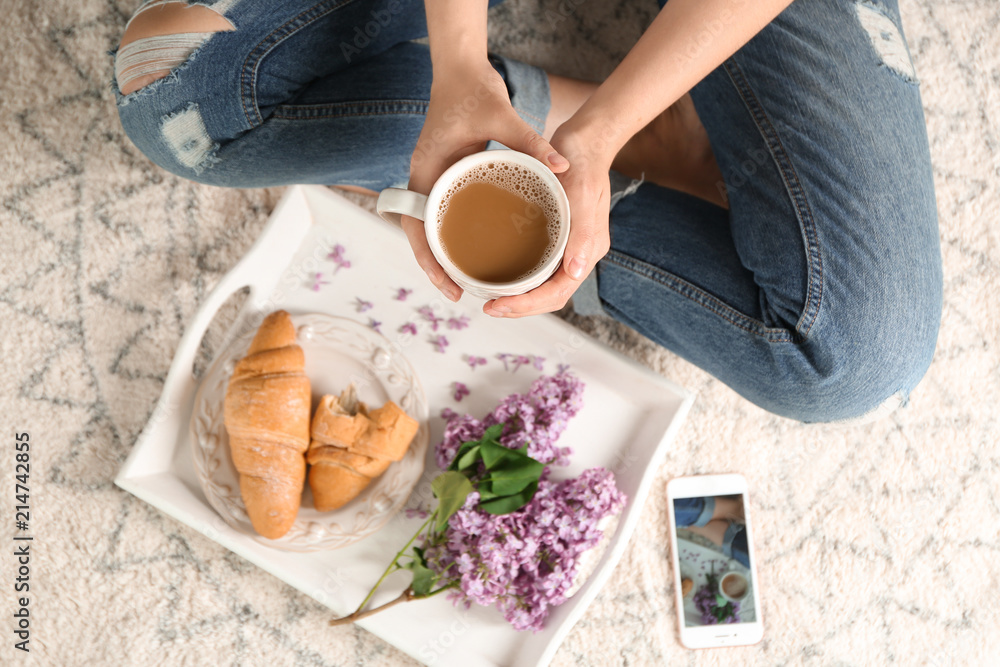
[666,474,764,649]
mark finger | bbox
[484,271,582,318]
[560,186,610,282]
[494,118,569,174]
[401,214,463,302]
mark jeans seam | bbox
[272,99,430,119]
[603,250,795,343]
[241,0,359,127]
[723,58,825,339]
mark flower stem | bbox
[343,513,436,618]
[329,588,416,626]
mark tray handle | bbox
[117,186,314,479]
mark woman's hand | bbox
[483,122,613,318]
[402,60,569,302]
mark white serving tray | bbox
[115,185,693,667]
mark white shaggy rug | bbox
[1,0,998,664]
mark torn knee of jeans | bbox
[161,102,220,174]
[115,1,236,95]
[855,2,918,83]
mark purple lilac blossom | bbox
[447,315,470,330]
[692,584,740,625]
[311,272,330,291]
[453,382,470,402]
[511,355,532,372]
[466,355,487,371]
[418,305,444,331]
[435,371,585,469]
[396,287,413,301]
[328,244,351,272]
[399,322,418,336]
[424,468,626,631]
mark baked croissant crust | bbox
[223,310,311,539]
[307,385,419,511]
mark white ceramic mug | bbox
[719,571,749,602]
[376,149,571,300]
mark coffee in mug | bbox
[375,149,571,300]
[437,160,560,283]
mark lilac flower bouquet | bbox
[692,569,741,625]
[330,371,626,632]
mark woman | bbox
[113,0,942,423]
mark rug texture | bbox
[1,0,998,665]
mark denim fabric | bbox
[114,0,546,190]
[721,520,749,570]
[113,0,942,423]
[673,496,716,528]
[592,0,941,422]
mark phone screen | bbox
[672,494,756,627]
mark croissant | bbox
[307,385,419,511]
[223,310,311,539]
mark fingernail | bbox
[486,308,506,318]
[547,152,569,168]
[493,304,511,314]
[443,286,460,302]
[567,257,586,280]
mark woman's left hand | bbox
[483,125,614,318]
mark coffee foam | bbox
[437,161,562,281]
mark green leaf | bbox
[487,455,545,496]
[479,437,510,469]
[432,471,473,532]
[478,480,539,515]
[482,423,504,442]
[476,485,500,501]
[408,559,436,597]
[455,444,481,471]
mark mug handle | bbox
[376,187,428,227]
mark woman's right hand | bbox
[402,59,568,302]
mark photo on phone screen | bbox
[672,494,756,627]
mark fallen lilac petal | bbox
[466,355,487,371]
[396,287,413,301]
[418,305,444,331]
[355,297,373,312]
[311,272,329,292]
[453,382,470,402]
[447,315,470,330]
[532,356,545,371]
[496,353,510,371]
[431,335,449,353]
[511,355,531,372]
[369,318,382,333]
[399,322,418,335]
[557,363,570,374]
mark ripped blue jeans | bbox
[113,0,942,423]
